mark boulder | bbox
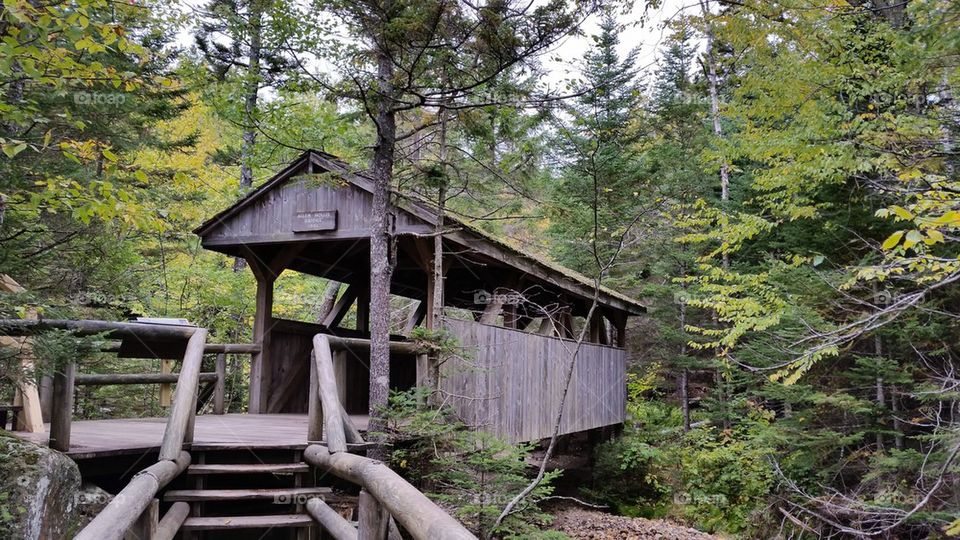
[0,431,81,539]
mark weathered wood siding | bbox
[202,176,431,246]
[442,319,626,443]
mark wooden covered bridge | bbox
[3,150,643,539]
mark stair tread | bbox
[164,487,332,502]
[187,463,309,475]
[182,514,313,530]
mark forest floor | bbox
[548,502,719,539]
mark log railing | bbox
[0,318,259,450]
[75,327,209,540]
[305,333,477,540]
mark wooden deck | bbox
[10,413,369,459]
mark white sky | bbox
[545,0,697,86]
[174,0,697,88]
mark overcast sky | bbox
[175,0,698,94]
[545,0,697,86]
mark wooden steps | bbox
[164,487,332,502]
[187,463,309,475]
[181,514,313,530]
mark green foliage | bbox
[378,388,560,539]
[673,422,775,534]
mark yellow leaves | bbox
[902,230,924,250]
[882,231,904,250]
[890,205,913,220]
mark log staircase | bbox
[163,447,350,538]
[64,325,475,540]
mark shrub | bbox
[378,387,561,539]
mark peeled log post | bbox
[307,350,323,442]
[341,404,365,444]
[159,329,208,460]
[155,502,190,540]
[203,343,260,354]
[304,445,476,540]
[74,373,218,385]
[76,452,191,540]
[126,498,158,540]
[327,335,419,355]
[0,319,197,340]
[313,334,347,453]
[306,498,358,540]
[213,353,226,414]
[49,361,75,452]
[359,489,388,540]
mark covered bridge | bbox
[195,150,644,443]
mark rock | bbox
[0,430,81,540]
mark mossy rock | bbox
[0,430,82,539]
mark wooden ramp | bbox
[11,413,370,459]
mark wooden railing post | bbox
[76,452,191,540]
[154,502,189,540]
[127,498,158,540]
[312,334,346,453]
[306,498,357,540]
[358,489,388,540]
[160,328,207,460]
[213,353,226,414]
[304,445,476,540]
[307,350,323,442]
[49,360,75,452]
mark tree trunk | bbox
[891,384,904,450]
[240,2,262,191]
[234,1,263,272]
[367,27,397,460]
[679,291,690,432]
[875,332,885,450]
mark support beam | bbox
[323,285,359,329]
[249,275,274,414]
[404,301,427,335]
